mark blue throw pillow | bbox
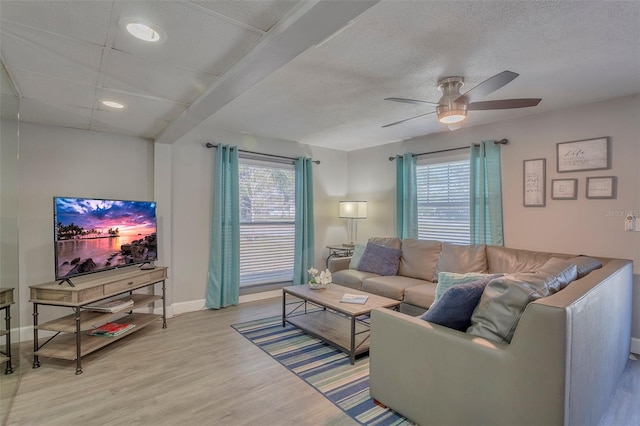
[357,242,402,276]
[420,275,500,331]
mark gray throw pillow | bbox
[566,256,602,278]
[357,242,402,276]
[420,275,500,331]
[467,258,578,343]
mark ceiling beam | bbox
[155,0,379,145]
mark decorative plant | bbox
[307,267,332,286]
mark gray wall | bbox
[14,95,640,349]
[348,94,640,345]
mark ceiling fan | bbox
[382,70,541,129]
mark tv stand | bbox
[30,266,168,374]
[57,278,75,287]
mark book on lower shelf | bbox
[340,293,369,304]
[88,323,135,337]
[83,298,134,313]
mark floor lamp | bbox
[339,201,367,247]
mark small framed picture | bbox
[551,179,578,200]
[586,176,616,199]
[523,158,546,207]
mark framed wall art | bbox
[556,137,610,173]
[586,176,616,199]
[523,158,546,207]
[551,179,578,200]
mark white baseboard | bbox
[171,299,205,316]
[631,337,640,355]
[165,290,281,316]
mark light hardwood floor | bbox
[3,297,639,426]
[4,298,356,426]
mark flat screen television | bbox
[54,197,157,282]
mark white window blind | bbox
[239,160,295,287]
[416,155,470,244]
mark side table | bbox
[0,287,14,374]
[326,244,355,267]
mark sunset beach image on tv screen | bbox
[54,197,157,279]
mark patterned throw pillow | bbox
[434,272,492,303]
[357,242,402,276]
[348,244,366,269]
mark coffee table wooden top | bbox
[283,284,400,316]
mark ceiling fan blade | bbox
[467,98,542,110]
[455,70,519,104]
[382,111,436,128]
[384,97,441,106]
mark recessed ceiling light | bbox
[119,17,167,43]
[101,100,126,109]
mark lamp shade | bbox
[339,201,367,219]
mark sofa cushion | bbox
[436,242,488,276]
[468,258,578,343]
[566,256,602,278]
[348,244,366,269]
[403,283,437,310]
[486,245,573,274]
[369,237,402,249]
[358,243,402,276]
[331,269,380,290]
[398,239,442,282]
[420,275,499,331]
[361,275,424,301]
[434,272,492,303]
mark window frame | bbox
[238,157,296,288]
[415,153,471,244]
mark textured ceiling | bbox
[1,1,639,151]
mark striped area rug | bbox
[232,316,413,426]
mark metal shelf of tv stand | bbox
[29,266,168,374]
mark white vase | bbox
[308,282,327,290]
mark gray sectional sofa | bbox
[328,237,633,426]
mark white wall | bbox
[348,94,640,343]
[17,123,154,327]
[167,127,349,307]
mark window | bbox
[239,159,295,287]
[416,154,470,244]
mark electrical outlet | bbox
[625,214,635,231]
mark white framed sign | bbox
[557,137,610,172]
[586,176,616,199]
[523,158,546,207]
[551,179,578,200]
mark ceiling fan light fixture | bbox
[438,109,467,124]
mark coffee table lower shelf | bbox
[284,310,370,362]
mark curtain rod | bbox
[205,143,320,164]
[388,139,508,161]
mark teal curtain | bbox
[205,144,240,309]
[470,141,504,246]
[293,157,315,285]
[396,153,418,239]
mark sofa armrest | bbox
[328,256,351,273]
[370,307,567,425]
